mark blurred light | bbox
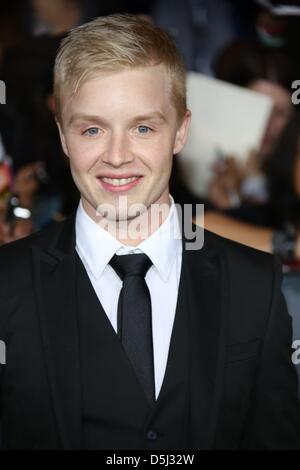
[11,196,19,206]
[256,0,300,16]
[13,207,31,219]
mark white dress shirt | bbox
[75,196,182,399]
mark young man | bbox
[0,14,299,450]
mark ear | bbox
[173,110,191,155]
[56,119,69,158]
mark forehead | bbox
[60,65,174,122]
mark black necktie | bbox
[109,253,155,404]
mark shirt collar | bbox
[75,196,182,282]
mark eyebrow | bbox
[68,111,167,127]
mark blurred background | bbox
[0,0,300,239]
[0,0,300,390]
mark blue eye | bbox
[83,127,100,136]
[137,125,151,134]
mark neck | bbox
[115,204,172,247]
[82,197,172,247]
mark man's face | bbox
[58,65,191,222]
[32,0,64,24]
[249,80,293,157]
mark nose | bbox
[102,131,133,167]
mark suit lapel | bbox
[32,215,81,450]
[182,227,228,449]
[30,214,228,450]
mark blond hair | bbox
[54,14,187,121]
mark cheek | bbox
[150,155,173,185]
[66,138,98,170]
[145,134,175,168]
[147,148,173,176]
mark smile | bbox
[101,176,139,186]
[97,176,143,192]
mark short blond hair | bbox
[54,14,187,121]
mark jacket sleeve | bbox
[0,299,5,450]
[241,256,300,449]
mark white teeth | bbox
[101,176,139,186]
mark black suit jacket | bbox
[0,214,299,449]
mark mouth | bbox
[97,175,143,192]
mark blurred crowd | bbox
[1,0,300,263]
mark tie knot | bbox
[109,253,152,281]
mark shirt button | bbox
[147,430,158,441]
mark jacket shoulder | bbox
[203,229,282,342]
[203,227,276,271]
[0,216,74,292]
